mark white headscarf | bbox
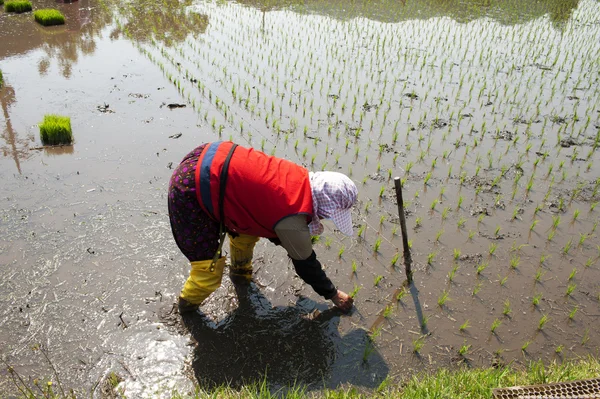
[308,171,357,236]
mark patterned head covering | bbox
[308,171,358,236]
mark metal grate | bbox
[493,378,600,399]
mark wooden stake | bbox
[394,177,413,283]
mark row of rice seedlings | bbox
[119,0,596,178]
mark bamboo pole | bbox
[394,177,412,283]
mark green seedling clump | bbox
[4,0,32,12]
[34,9,66,26]
[39,114,73,145]
[0,69,3,88]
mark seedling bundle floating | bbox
[34,9,66,26]
[39,114,73,145]
[4,0,32,13]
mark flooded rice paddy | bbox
[1,0,600,396]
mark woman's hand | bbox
[331,290,354,312]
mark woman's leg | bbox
[168,145,224,311]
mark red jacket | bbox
[194,141,313,238]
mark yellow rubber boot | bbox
[179,256,226,313]
[229,234,259,282]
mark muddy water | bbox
[1,0,600,396]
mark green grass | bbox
[0,69,3,88]
[34,9,66,26]
[143,357,600,399]
[39,114,73,145]
[4,0,32,12]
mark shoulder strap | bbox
[211,143,238,269]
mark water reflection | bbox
[0,0,208,76]
[183,282,389,390]
[232,0,579,26]
[107,0,209,47]
[0,83,31,174]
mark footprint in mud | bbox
[163,282,389,390]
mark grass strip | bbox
[168,357,600,399]
[39,114,73,145]
[0,69,3,88]
[6,357,600,398]
[4,0,32,13]
[34,9,66,26]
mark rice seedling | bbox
[565,283,577,296]
[582,329,590,345]
[427,252,436,265]
[351,260,357,274]
[448,264,458,283]
[415,217,422,229]
[555,345,564,354]
[490,318,501,334]
[382,304,394,318]
[457,195,464,209]
[39,115,73,145]
[396,288,407,301]
[532,293,542,307]
[459,319,470,332]
[442,206,450,221]
[503,300,511,316]
[568,306,578,320]
[534,268,545,283]
[430,199,439,211]
[563,239,572,255]
[547,230,556,242]
[338,246,345,259]
[552,215,561,229]
[476,261,488,275]
[373,275,383,287]
[585,257,594,268]
[522,340,531,352]
[457,217,467,229]
[472,283,482,296]
[324,237,332,249]
[412,336,425,353]
[435,229,443,243]
[458,342,471,357]
[468,230,475,240]
[0,69,3,88]
[424,172,432,185]
[538,314,548,330]
[509,255,520,270]
[349,284,361,299]
[573,209,580,222]
[453,248,461,260]
[388,252,400,269]
[530,220,539,232]
[373,237,381,253]
[568,268,577,281]
[437,290,449,307]
[4,0,31,12]
[494,225,501,237]
[357,225,365,238]
[489,243,497,256]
